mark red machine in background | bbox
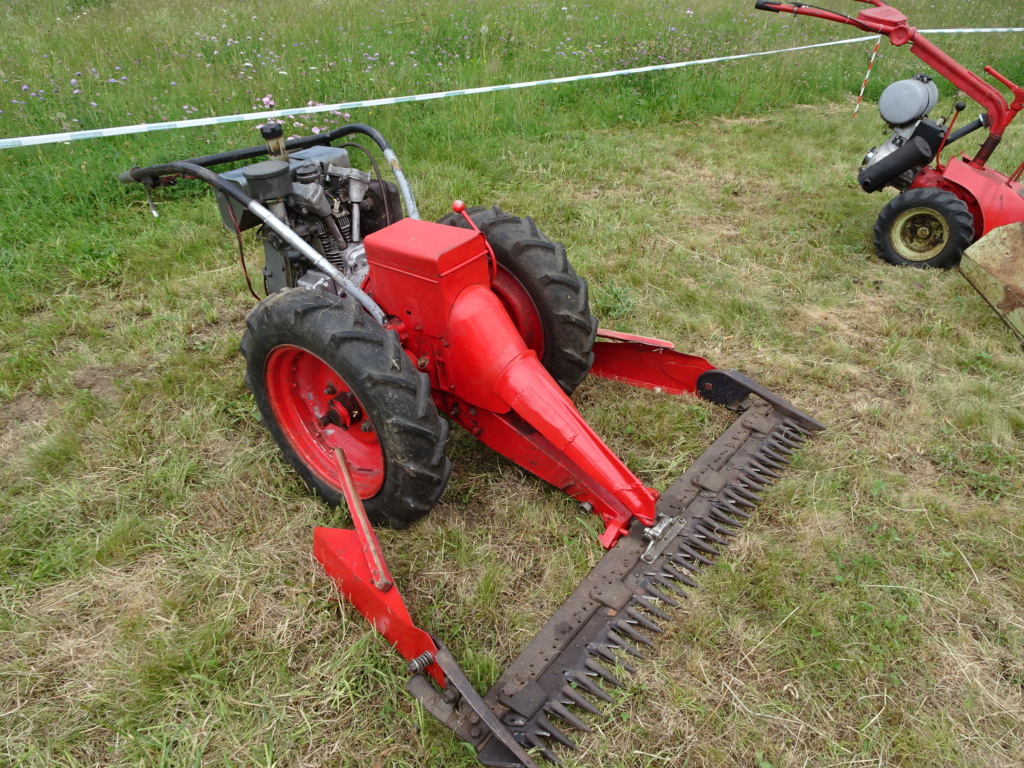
[758,0,1024,269]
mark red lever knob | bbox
[451,200,466,214]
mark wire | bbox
[227,202,262,302]
[337,141,395,224]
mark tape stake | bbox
[854,35,883,118]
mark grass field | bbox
[2,1,1024,766]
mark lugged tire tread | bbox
[240,287,452,528]
[438,205,597,394]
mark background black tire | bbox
[873,188,974,269]
[240,288,452,528]
[439,206,597,395]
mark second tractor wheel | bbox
[873,187,974,269]
[439,206,598,396]
[240,288,452,528]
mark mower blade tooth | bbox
[747,460,781,480]
[686,535,722,557]
[643,582,681,608]
[757,451,789,470]
[590,642,637,673]
[537,712,581,748]
[614,619,656,646]
[695,523,733,544]
[568,671,614,703]
[546,700,591,735]
[585,658,625,688]
[722,490,755,510]
[738,474,768,492]
[561,684,603,716]
[650,573,690,599]
[607,630,647,659]
[783,419,812,438]
[667,551,702,573]
[707,507,745,529]
[729,484,760,504]
[661,562,699,588]
[773,432,803,450]
[625,605,665,634]
[766,438,795,457]
[632,594,673,621]
[713,499,751,520]
[674,542,715,567]
[525,732,562,767]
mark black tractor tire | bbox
[240,288,452,528]
[873,187,974,269]
[438,206,597,395]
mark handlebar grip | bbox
[755,0,781,11]
[118,168,141,184]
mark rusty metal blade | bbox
[476,399,823,763]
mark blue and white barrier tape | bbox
[1,28,1021,151]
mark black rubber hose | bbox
[119,161,253,206]
[858,136,933,193]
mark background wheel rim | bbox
[264,345,385,498]
[891,207,949,262]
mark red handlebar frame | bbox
[758,1,1024,167]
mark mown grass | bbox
[2,1,1024,766]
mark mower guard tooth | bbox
[650,572,690,599]
[633,594,673,621]
[585,657,625,688]
[642,582,682,608]
[625,605,665,634]
[561,684,603,716]
[707,507,745,529]
[767,439,795,457]
[662,562,699,588]
[675,541,716,566]
[590,642,638,672]
[729,483,761,503]
[614,619,656,647]
[722,489,756,510]
[748,461,782,480]
[568,672,614,703]
[537,712,579,748]
[525,732,562,767]
[546,700,591,734]
[695,522,733,544]
[686,534,722,557]
[606,630,648,659]
[759,448,790,466]
[774,432,804,449]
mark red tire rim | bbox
[491,265,545,358]
[264,345,384,498]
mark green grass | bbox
[3,1,1024,766]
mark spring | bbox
[308,217,346,270]
[407,651,434,674]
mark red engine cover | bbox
[363,218,490,337]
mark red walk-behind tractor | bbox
[121,122,823,766]
[758,0,1024,270]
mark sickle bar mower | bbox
[120,125,823,766]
